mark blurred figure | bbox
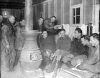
[44,19,49,30]
[49,16,57,26]
[37,17,46,48]
[62,27,87,67]
[79,33,100,73]
[81,35,95,58]
[15,19,25,66]
[70,28,88,66]
[48,29,71,76]
[0,15,3,41]
[38,17,45,32]
[49,16,58,35]
[1,15,16,71]
[17,19,25,49]
[0,15,3,74]
[53,29,71,62]
[44,16,57,35]
[39,29,56,70]
[71,27,85,55]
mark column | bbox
[25,0,33,30]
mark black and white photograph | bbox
[0,0,100,78]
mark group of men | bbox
[0,14,99,78]
[1,15,25,72]
[38,26,100,77]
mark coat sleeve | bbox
[2,25,9,42]
[87,53,99,65]
[87,47,99,65]
[2,25,8,36]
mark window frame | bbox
[70,4,83,26]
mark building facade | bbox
[34,0,100,35]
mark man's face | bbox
[81,38,87,45]
[59,31,65,37]
[90,36,95,46]
[51,17,56,22]
[9,16,15,24]
[74,30,80,38]
[42,31,48,38]
[21,20,25,26]
[38,18,43,26]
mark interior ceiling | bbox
[0,0,46,9]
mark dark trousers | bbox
[40,52,50,70]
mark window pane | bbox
[73,8,75,16]
[73,17,75,24]
[76,8,80,15]
[76,16,80,24]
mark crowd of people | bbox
[0,15,100,78]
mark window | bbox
[70,4,83,26]
[73,7,80,24]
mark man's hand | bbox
[56,55,62,61]
[6,44,10,49]
[46,51,50,57]
[52,49,60,57]
[76,59,83,67]
[54,25,58,29]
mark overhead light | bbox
[2,11,9,18]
